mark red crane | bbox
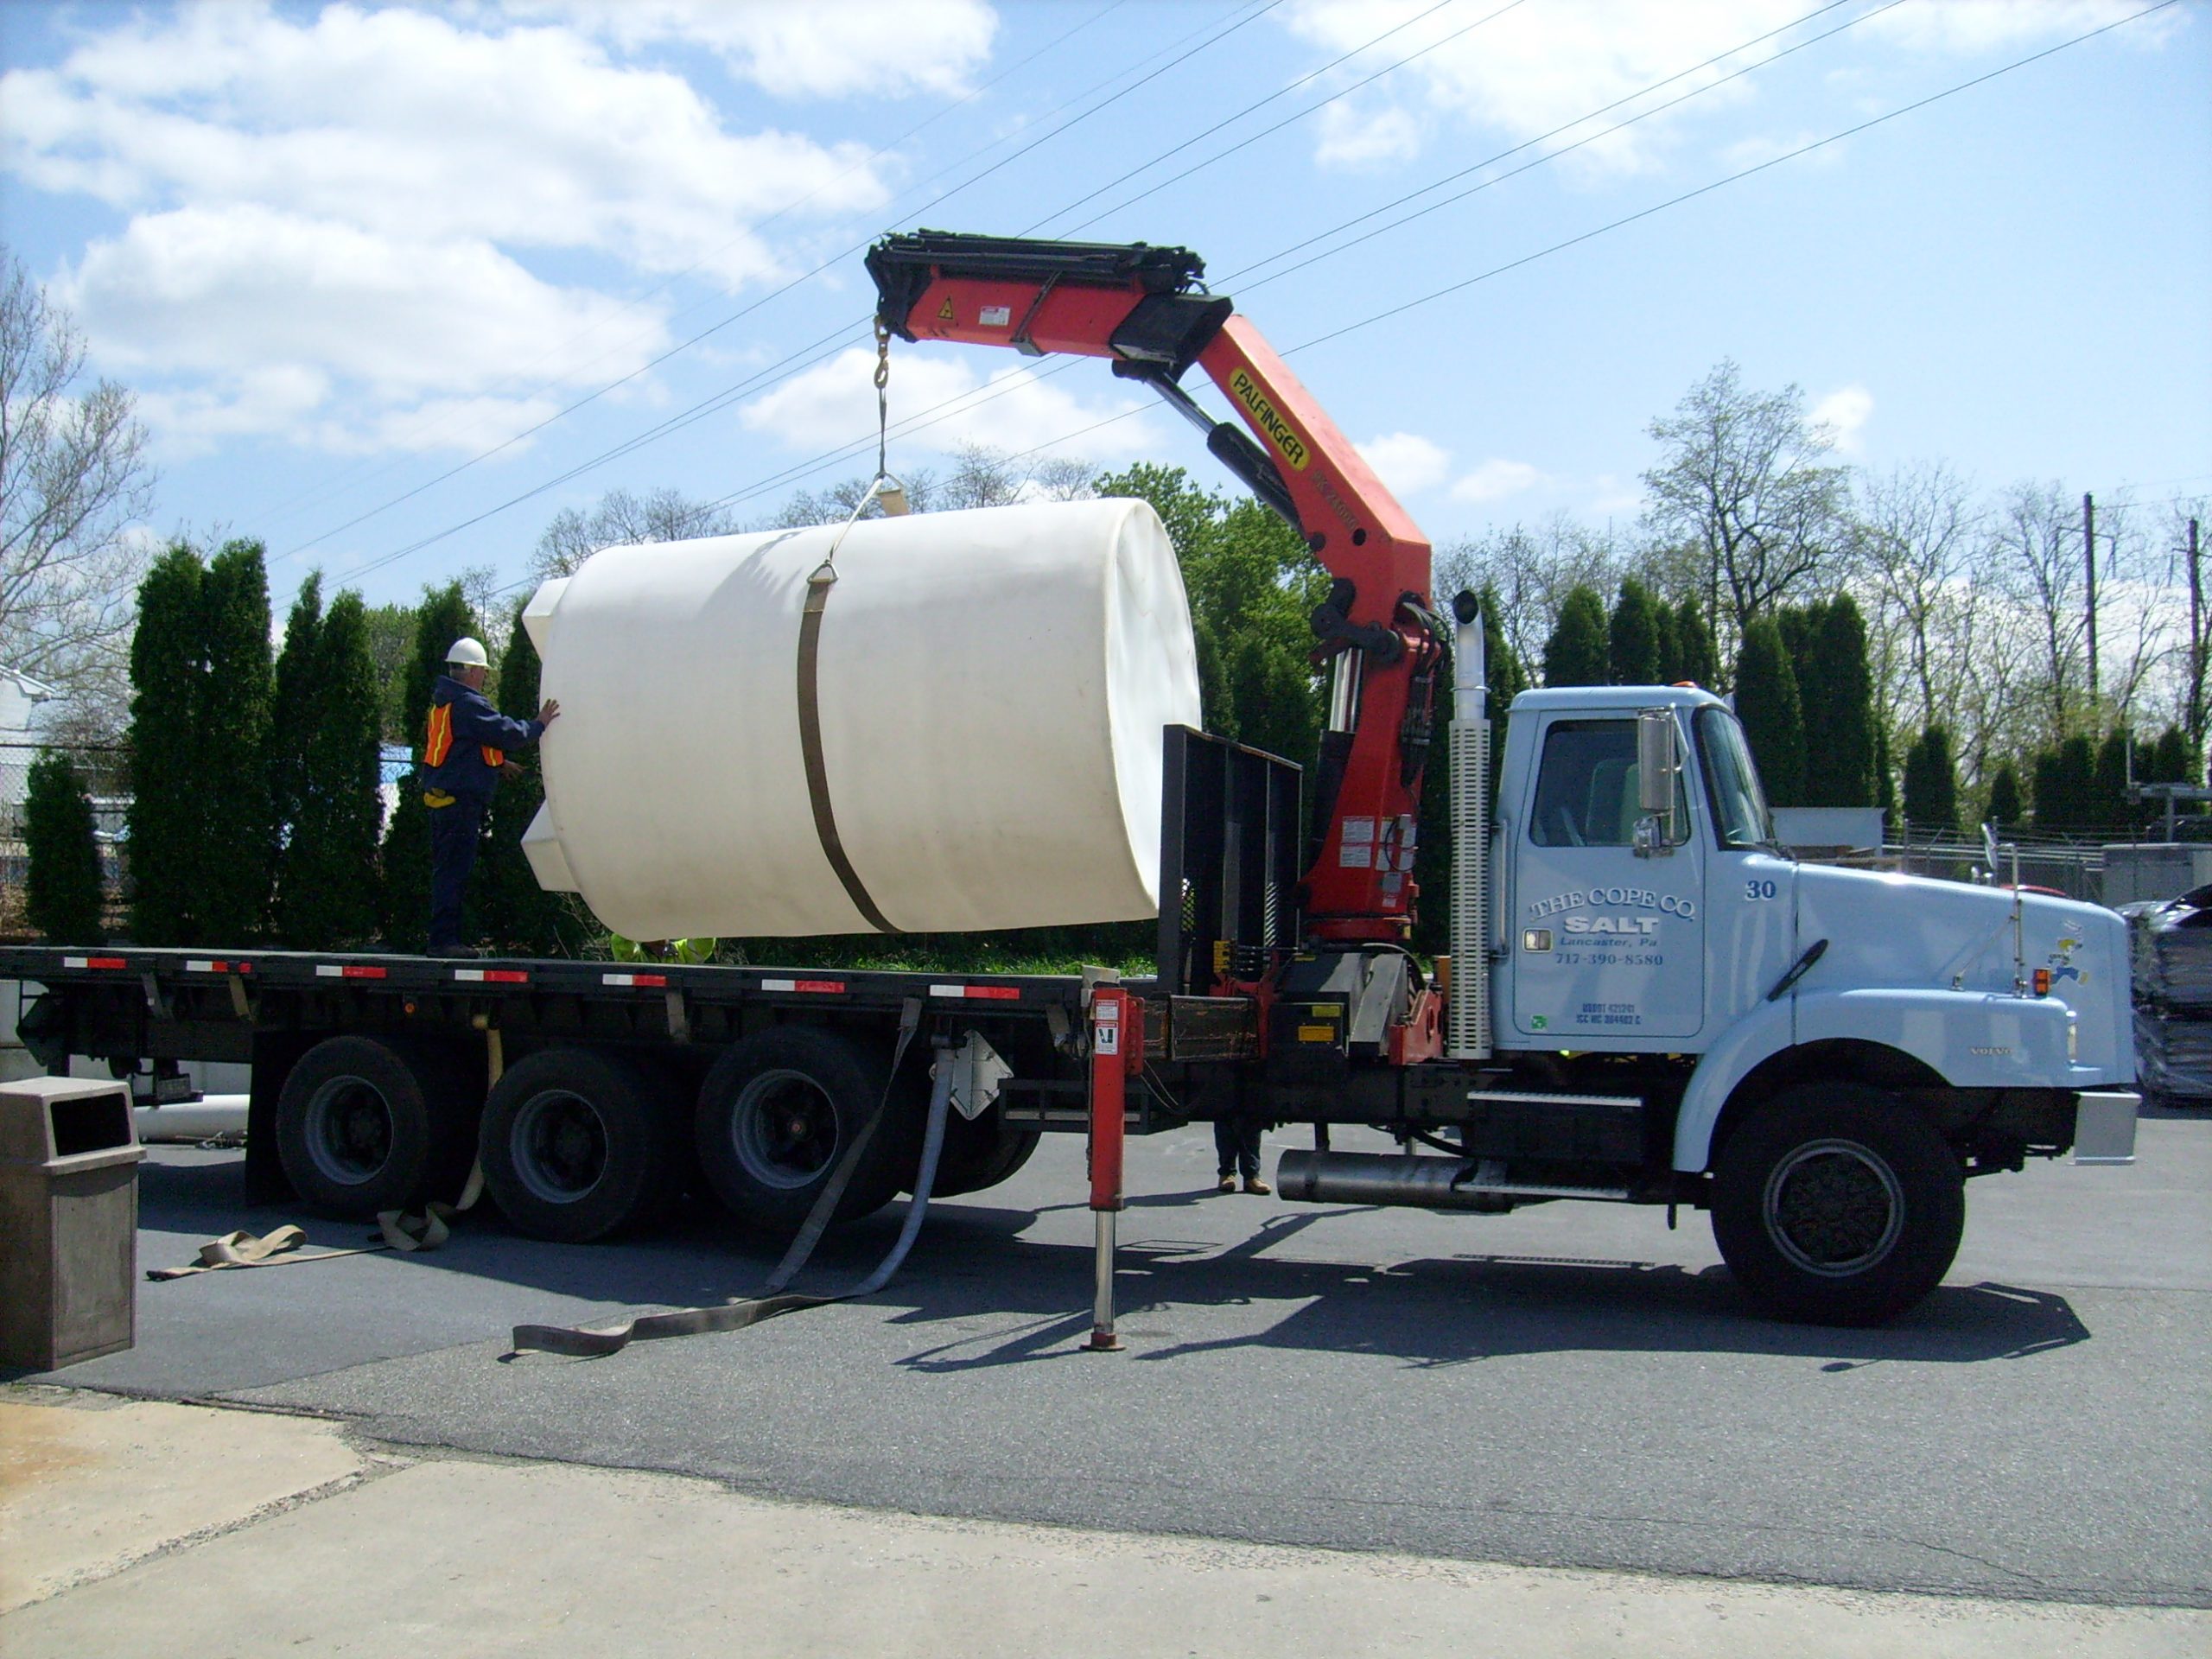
[868,233,1442,947]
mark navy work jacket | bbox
[423,675,544,803]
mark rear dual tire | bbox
[479,1048,689,1243]
[275,1035,474,1218]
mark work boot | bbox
[1217,1174,1237,1193]
[1243,1176,1272,1196]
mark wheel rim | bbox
[304,1077,394,1187]
[1761,1137,1905,1277]
[510,1089,609,1205]
[731,1068,839,1191]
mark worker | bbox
[423,637,560,957]
[1216,1111,1269,1196]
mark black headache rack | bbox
[1156,726,1303,997]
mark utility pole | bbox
[2190,516,2205,755]
[2082,492,2099,720]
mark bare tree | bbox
[0,251,156,740]
[1851,461,1979,734]
[1436,514,1622,676]
[1641,360,1851,653]
[528,486,740,583]
[756,443,1092,530]
[1991,480,2088,747]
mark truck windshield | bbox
[1698,707,1776,850]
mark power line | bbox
[276,0,1276,568]
[251,0,1135,538]
[1286,0,2181,356]
[1026,0,1523,235]
[1219,0,1876,287]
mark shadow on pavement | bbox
[120,1149,2092,1384]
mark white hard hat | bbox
[446,637,489,669]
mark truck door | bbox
[1511,715,1705,1043]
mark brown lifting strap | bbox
[796,562,898,934]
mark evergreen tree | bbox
[378,582,477,951]
[2091,728,2133,838]
[24,750,105,944]
[2143,725,2203,823]
[197,540,276,938]
[1732,617,1806,807]
[1802,595,1875,805]
[269,574,324,869]
[1872,720,1897,827]
[127,544,206,944]
[1985,763,2023,831]
[1670,598,1719,689]
[276,592,385,947]
[479,606,589,956]
[1606,576,1664,686]
[1902,725,1961,838]
[2032,735,2096,836]
[1777,603,1819,671]
[1651,601,1681,686]
[1542,586,1610,687]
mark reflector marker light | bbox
[315,964,388,979]
[454,969,530,983]
[929,983,1021,1000]
[64,956,129,969]
[601,972,668,988]
[184,959,251,974]
[2033,968,2051,995]
[761,978,845,994]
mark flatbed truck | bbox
[0,233,2142,1325]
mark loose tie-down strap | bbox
[510,1008,950,1360]
[148,1164,484,1280]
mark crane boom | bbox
[868,232,1440,944]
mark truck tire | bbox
[1711,1083,1964,1326]
[695,1026,918,1231]
[480,1048,684,1243]
[920,1110,1039,1198]
[275,1035,471,1218]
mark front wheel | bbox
[1710,1084,1963,1326]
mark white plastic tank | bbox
[520,497,1202,940]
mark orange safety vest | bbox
[424,703,503,771]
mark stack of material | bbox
[2126,884,2212,1103]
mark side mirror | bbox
[1634,709,1680,859]
[1637,709,1679,817]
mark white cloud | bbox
[1452,458,1543,504]
[0,3,911,455]
[1812,385,1873,455]
[1859,0,2180,54]
[1313,100,1424,171]
[1278,0,2178,175]
[57,205,661,454]
[740,347,1160,462]
[1357,431,1452,496]
[3,7,888,286]
[505,0,998,99]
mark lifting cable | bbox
[507,997,955,1359]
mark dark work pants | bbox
[1215,1114,1263,1180]
[427,794,487,951]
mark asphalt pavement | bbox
[14,1110,2209,1608]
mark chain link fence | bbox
[0,742,130,938]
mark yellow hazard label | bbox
[937,296,956,321]
[1228,368,1310,472]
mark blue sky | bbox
[2,0,2205,618]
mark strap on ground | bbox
[508,1003,951,1359]
[148,1168,483,1280]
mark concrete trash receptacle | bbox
[0,1076,145,1369]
